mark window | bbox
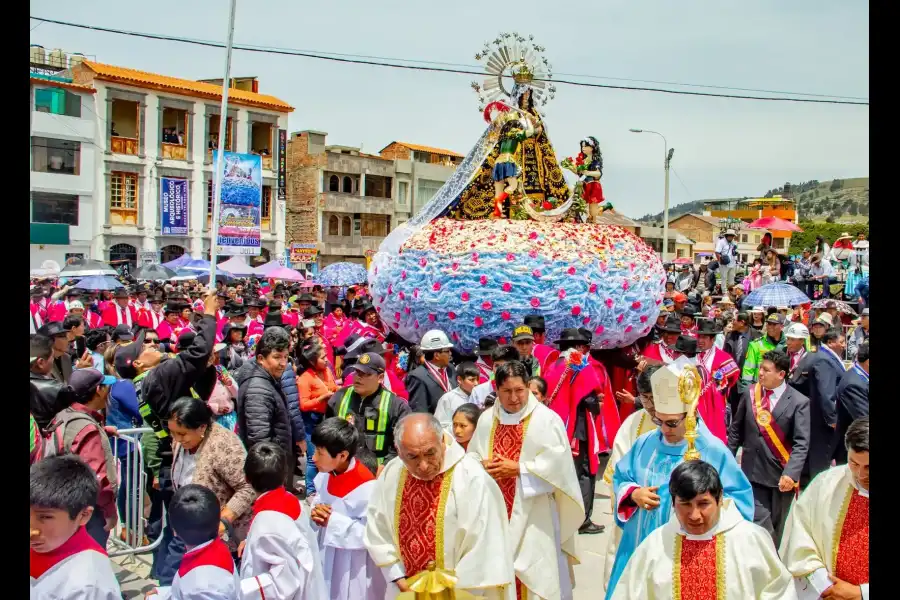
[208,115,233,152]
[109,243,137,273]
[773,237,785,249]
[342,176,353,194]
[32,192,78,225]
[34,88,81,117]
[341,216,352,236]
[251,122,273,154]
[261,186,272,224]
[676,248,685,258]
[207,180,215,225]
[741,253,749,263]
[415,179,443,210]
[397,181,409,206]
[361,215,388,237]
[740,234,748,243]
[110,172,139,211]
[329,175,339,192]
[328,215,339,236]
[32,137,80,175]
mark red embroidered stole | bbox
[396,468,452,577]
[834,489,869,585]
[490,420,528,519]
[674,535,723,600]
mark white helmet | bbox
[786,323,809,339]
[420,329,454,351]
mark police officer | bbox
[326,352,410,469]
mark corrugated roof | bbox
[595,211,640,227]
[669,213,724,227]
[380,141,463,158]
[30,76,96,93]
[77,61,293,113]
[640,226,695,244]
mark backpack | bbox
[40,409,102,461]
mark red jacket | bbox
[61,403,117,521]
[101,304,138,328]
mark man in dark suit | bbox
[788,327,846,486]
[729,350,810,545]
[833,340,868,465]
[406,329,457,414]
[724,312,762,415]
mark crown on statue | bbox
[512,60,534,84]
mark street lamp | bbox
[630,129,674,261]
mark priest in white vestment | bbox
[780,416,870,600]
[364,413,516,600]
[612,460,796,599]
[467,360,585,600]
[600,365,659,592]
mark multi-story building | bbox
[29,47,293,271]
[668,213,762,264]
[285,132,460,270]
[702,196,798,257]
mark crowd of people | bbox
[29,256,869,599]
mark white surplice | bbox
[30,528,122,600]
[779,465,870,600]
[364,434,516,600]
[600,408,657,591]
[612,499,797,600]
[467,394,586,600]
[156,538,240,600]
[239,490,327,600]
[313,459,386,600]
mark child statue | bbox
[563,136,613,223]
[485,102,535,218]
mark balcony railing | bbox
[320,192,394,215]
[161,143,187,161]
[110,137,139,156]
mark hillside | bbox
[638,177,869,225]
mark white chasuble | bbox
[611,500,797,600]
[779,465,870,600]
[364,434,515,600]
[467,394,585,600]
[600,408,657,592]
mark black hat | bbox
[176,330,196,350]
[554,328,591,348]
[267,301,282,312]
[163,302,184,315]
[264,311,285,329]
[113,288,130,299]
[112,324,135,342]
[248,298,267,309]
[149,294,166,305]
[476,337,499,356]
[69,369,117,397]
[674,335,698,357]
[523,315,546,332]
[224,304,248,318]
[303,305,323,318]
[696,318,722,336]
[346,352,386,376]
[30,287,44,297]
[511,325,535,342]
[216,290,229,299]
[356,301,376,315]
[297,293,315,304]
[678,309,698,321]
[113,331,146,379]
[38,322,68,338]
[658,314,683,334]
[578,327,593,344]
[64,288,83,298]
[766,313,786,325]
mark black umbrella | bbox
[135,264,178,281]
[59,259,118,278]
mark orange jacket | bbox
[297,368,337,414]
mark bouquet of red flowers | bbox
[560,154,587,173]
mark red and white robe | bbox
[155,538,240,599]
[101,304,137,328]
[475,357,493,384]
[696,346,740,444]
[137,307,165,330]
[30,527,122,599]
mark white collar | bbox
[498,402,528,425]
[851,472,870,498]
[765,381,787,403]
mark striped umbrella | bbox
[743,282,810,307]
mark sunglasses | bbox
[144,338,161,345]
[651,415,687,428]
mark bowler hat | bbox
[554,328,590,347]
[303,305,324,318]
[674,335,698,356]
[658,314,683,334]
[523,315,546,332]
[476,337,499,356]
[696,318,722,336]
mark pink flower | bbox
[413,288,420,299]
[419,257,427,267]
[583,317,591,325]
[617,314,625,323]
[506,253,515,262]
[448,312,457,320]
[387,284,393,295]
[625,325,633,333]
[482,301,493,310]
[452,332,460,341]
[401,270,407,280]
[595,325,605,334]
[567,266,576,275]
[655,298,662,305]
[471,252,479,263]
[502,282,512,292]
[571,305,581,316]
[480,275,488,285]
[558,289,567,299]
[501,311,511,321]
[398,291,405,300]
[499,337,507,344]
[404,307,411,314]
[414,320,420,328]
[461,291,470,301]
[452,262,459,272]
[529,231,538,240]
[532,269,542,278]
[622,281,630,291]
[394,312,401,321]
[640,315,649,323]
[530,297,541,308]
[605,298,614,308]
[528,249,538,259]
[474,316,484,327]
[432,282,441,291]
[589,283,598,293]
[428,313,437,322]
[632,301,642,309]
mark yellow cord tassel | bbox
[397,561,476,600]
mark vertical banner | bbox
[213,151,262,256]
[159,177,189,236]
[278,129,287,202]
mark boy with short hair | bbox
[240,442,327,600]
[148,484,240,599]
[433,362,481,431]
[311,418,386,599]
[30,456,123,599]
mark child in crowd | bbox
[434,362,481,432]
[240,442,326,600]
[452,403,482,451]
[529,376,548,404]
[147,484,239,599]
[31,456,123,599]
[311,418,386,600]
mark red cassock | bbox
[101,304,138,328]
[543,355,622,476]
[696,348,740,444]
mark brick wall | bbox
[669,215,714,243]
[379,142,411,160]
[285,133,325,245]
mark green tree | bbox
[859,202,869,216]
[825,216,836,223]
[830,179,842,192]
[847,202,859,216]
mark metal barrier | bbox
[109,427,166,558]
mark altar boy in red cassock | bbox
[695,318,740,444]
[240,442,327,600]
[30,456,122,600]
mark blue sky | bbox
[31,0,868,218]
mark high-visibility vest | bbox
[338,388,391,465]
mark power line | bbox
[670,167,693,200]
[30,16,869,106]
